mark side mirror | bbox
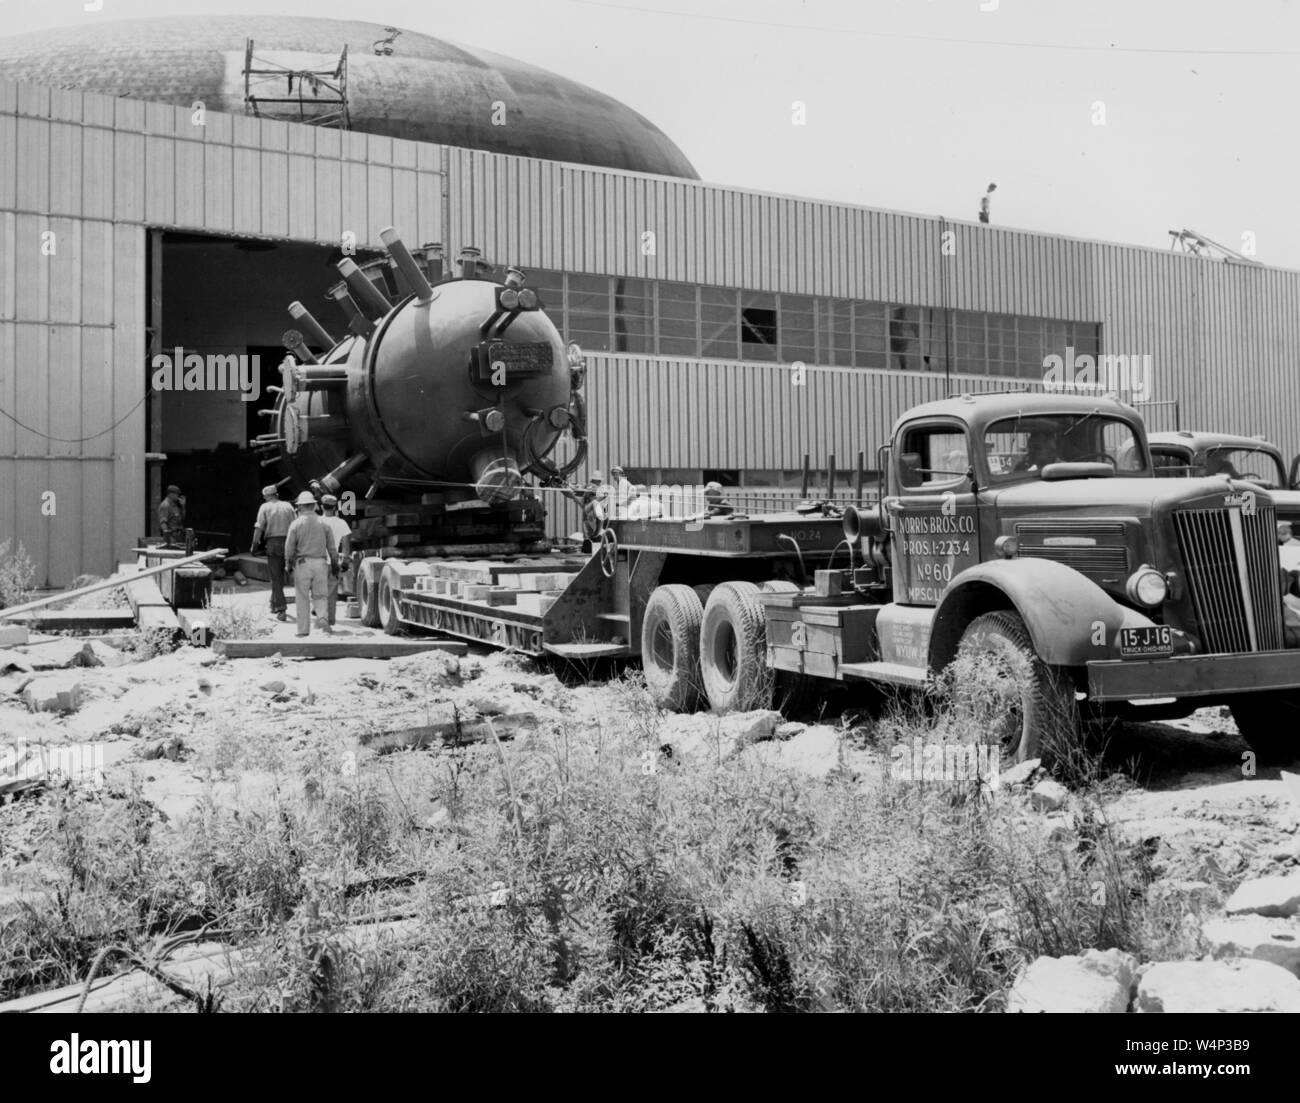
[1289,453,1300,491]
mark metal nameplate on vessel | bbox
[478,341,553,382]
[1118,625,1173,657]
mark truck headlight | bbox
[1126,566,1168,607]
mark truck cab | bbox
[758,393,1300,765]
[1145,430,1300,532]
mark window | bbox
[567,273,611,352]
[658,282,697,357]
[854,302,888,369]
[824,299,855,367]
[779,294,816,365]
[919,307,948,373]
[1151,449,1192,477]
[700,287,738,359]
[889,306,922,371]
[1201,447,1286,487]
[741,291,778,361]
[703,468,740,487]
[1016,317,1046,379]
[614,278,653,354]
[954,310,987,375]
[529,268,566,332]
[897,425,970,490]
[984,414,1148,483]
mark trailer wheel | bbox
[1228,693,1300,765]
[358,576,381,628]
[641,584,705,712]
[760,580,800,593]
[954,611,1078,766]
[700,581,771,713]
[378,566,404,636]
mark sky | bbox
[3,0,1299,268]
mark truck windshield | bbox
[983,414,1148,482]
[1201,447,1286,488]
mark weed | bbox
[0,539,37,608]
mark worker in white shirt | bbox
[320,493,353,628]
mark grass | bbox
[0,663,1203,1012]
[203,597,273,642]
[0,538,37,609]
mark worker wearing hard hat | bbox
[562,469,606,552]
[251,484,296,621]
[320,493,352,627]
[283,491,340,637]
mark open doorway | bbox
[145,231,381,552]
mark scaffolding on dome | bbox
[242,38,350,129]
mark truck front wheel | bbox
[1228,693,1300,766]
[955,610,1079,766]
[641,585,705,712]
[700,581,771,713]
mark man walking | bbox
[251,484,296,621]
[283,491,339,637]
[320,493,352,628]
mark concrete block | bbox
[517,572,574,592]
[0,625,30,647]
[23,675,85,713]
[515,592,560,616]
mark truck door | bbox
[885,420,982,605]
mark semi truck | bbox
[261,226,1300,767]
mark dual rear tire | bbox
[642,580,774,714]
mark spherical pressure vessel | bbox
[271,232,580,506]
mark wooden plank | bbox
[360,712,537,755]
[2,918,419,1013]
[6,609,134,631]
[137,606,181,632]
[212,637,468,659]
[0,550,224,620]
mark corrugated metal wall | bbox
[2,77,1299,582]
[0,79,444,583]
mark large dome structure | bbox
[0,15,698,178]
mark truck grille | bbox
[1174,505,1284,653]
[1018,545,1128,577]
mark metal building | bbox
[2,16,1298,585]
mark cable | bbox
[568,0,1300,56]
[0,393,149,443]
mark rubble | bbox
[75,640,127,668]
[22,676,84,714]
[655,710,783,763]
[743,724,841,778]
[1201,915,1300,977]
[1029,779,1068,813]
[1135,959,1300,1013]
[1000,757,1042,789]
[1005,949,1137,1013]
[1224,872,1300,918]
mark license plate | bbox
[1118,625,1173,657]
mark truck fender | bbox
[928,557,1146,670]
